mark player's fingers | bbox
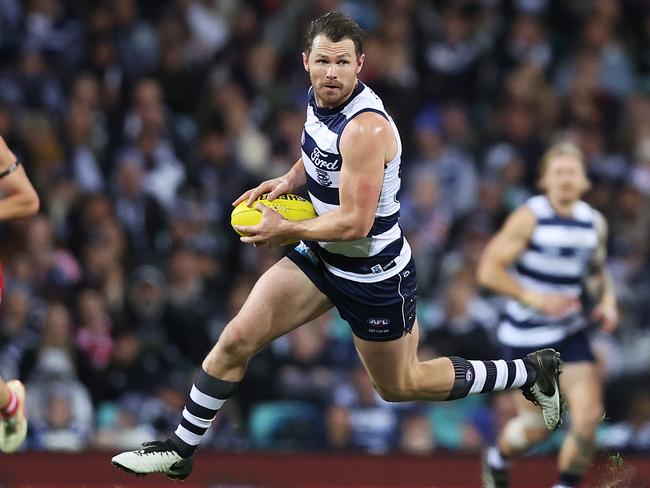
[266,185,287,201]
[240,235,263,244]
[247,181,276,206]
[234,224,256,234]
[232,190,253,206]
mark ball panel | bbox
[230,193,317,238]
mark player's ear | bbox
[302,52,309,72]
[356,53,365,74]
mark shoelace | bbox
[136,441,176,457]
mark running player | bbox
[0,134,40,452]
[112,12,564,480]
[478,142,618,488]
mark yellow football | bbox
[231,193,317,241]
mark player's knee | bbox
[216,324,257,362]
[572,403,604,434]
[503,410,548,449]
[373,381,414,403]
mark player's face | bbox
[303,34,364,108]
[540,155,590,204]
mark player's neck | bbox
[546,195,576,217]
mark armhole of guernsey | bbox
[335,108,389,154]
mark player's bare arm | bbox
[587,212,619,332]
[0,135,39,220]
[236,112,391,246]
[477,206,580,317]
[232,158,308,207]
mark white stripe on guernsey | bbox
[377,160,401,216]
[468,361,487,394]
[308,193,337,216]
[527,195,553,217]
[493,360,509,391]
[189,385,226,411]
[498,319,586,347]
[340,85,386,117]
[183,407,214,426]
[531,226,598,249]
[505,300,583,323]
[323,240,412,283]
[519,250,585,277]
[318,222,401,257]
[305,108,339,151]
[174,425,202,446]
[512,359,528,388]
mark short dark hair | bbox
[304,11,364,58]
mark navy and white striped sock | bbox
[169,369,237,458]
[447,357,536,400]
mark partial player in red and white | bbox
[0,134,40,452]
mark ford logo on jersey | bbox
[310,147,341,171]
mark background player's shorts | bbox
[288,242,417,342]
[501,330,595,363]
[0,260,3,304]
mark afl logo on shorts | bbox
[367,318,390,327]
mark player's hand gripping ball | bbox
[231,193,317,244]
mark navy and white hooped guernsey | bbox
[300,81,410,283]
[498,195,600,347]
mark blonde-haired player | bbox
[478,142,618,488]
[0,134,40,452]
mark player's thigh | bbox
[224,257,333,350]
[353,320,454,400]
[353,318,419,389]
[560,361,603,428]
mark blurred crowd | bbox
[0,0,650,455]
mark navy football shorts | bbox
[287,241,417,342]
[501,329,595,363]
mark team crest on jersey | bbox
[315,168,332,187]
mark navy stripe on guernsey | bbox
[306,172,339,205]
[527,241,579,257]
[537,217,593,229]
[368,211,400,236]
[515,262,583,286]
[309,236,404,274]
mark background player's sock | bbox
[169,369,237,458]
[552,472,582,488]
[446,357,536,400]
[486,445,510,470]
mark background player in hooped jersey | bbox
[477,142,619,488]
[0,135,40,453]
[112,12,564,480]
